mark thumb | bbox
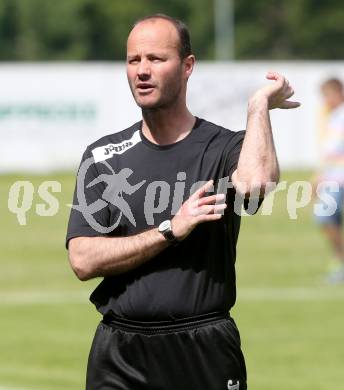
[279,100,301,109]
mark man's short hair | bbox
[321,78,344,93]
[132,14,192,59]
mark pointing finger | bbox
[191,179,214,200]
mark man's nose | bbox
[137,59,151,80]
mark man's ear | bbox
[184,55,195,80]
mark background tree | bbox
[0,0,343,61]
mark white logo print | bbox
[227,379,240,390]
[92,130,141,162]
[73,157,146,233]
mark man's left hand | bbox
[251,71,301,110]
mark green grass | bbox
[1,171,343,389]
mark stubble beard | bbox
[142,83,183,113]
[129,70,184,111]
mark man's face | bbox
[321,86,343,110]
[126,19,188,110]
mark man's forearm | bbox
[234,95,280,195]
[68,228,170,280]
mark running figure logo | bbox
[73,157,146,233]
[87,167,145,226]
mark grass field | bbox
[1,171,344,390]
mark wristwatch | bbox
[158,220,179,244]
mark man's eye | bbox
[152,58,162,62]
[128,59,139,64]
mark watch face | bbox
[159,220,171,232]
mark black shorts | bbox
[86,311,247,390]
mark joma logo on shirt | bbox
[92,130,141,162]
[104,142,133,155]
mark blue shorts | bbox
[314,185,344,226]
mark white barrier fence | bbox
[0,61,343,172]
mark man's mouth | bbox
[136,83,155,93]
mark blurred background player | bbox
[313,78,344,283]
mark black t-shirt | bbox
[66,117,246,321]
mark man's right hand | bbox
[171,180,227,241]
[68,180,226,280]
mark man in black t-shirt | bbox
[66,14,300,390]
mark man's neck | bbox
[141,105,195,146]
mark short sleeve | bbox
[65,147,110,249]
[222,130,246,181]
[221,129,264,215]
